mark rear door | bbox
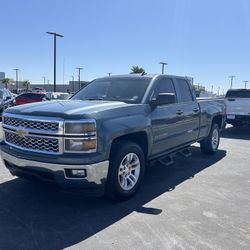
[173,78,200,143]
[150,77,188,155]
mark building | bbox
[0,72,5,81]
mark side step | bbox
[158,155,174,166]
[151,147,192,167]
[179,147,192,158]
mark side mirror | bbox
[150,93,176,106]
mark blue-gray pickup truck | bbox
[0,74,226,200]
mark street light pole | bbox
[13,69,20,93]
[217,87,220,96]
[108,72,112,76]
[71,75,74,93]
[76,67,83,90]
[243,80,248,89]
[229,76,235,89]
[42,76,46,90]
[159,62,168,74]
[46,32,64,92]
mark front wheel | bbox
[200,123,220,155]
[105,141,145,201]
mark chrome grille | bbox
[5,131,59,154]
[3,116,59,132]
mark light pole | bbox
[76,67,83,90]
[42,76,46,90]
[229,76,235,89]
[46,32,64,92]
[211,85,213,93]
[159,62,168,74]
[108,72,112,76]
[243,80,248,89]
[71,75,74,93]
[13,69,20,93]
[217,87,220,96]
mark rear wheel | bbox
[200,123,220,155]
[105,141,145,201]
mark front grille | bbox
[3,116,59,132]
[5,131,59,154]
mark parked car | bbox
[46,92,71,100]
[225,89,250,126]
[0,89,15,116]
[0,74,226,200]
[15,92,48,106]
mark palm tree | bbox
[23,80,30,92]
[2,78,11,89]
[130,65,146,74]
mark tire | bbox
[105,141,145,201]
[200,123,220,155]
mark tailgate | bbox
[226,98,250,116]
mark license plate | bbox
[227,115,235,119]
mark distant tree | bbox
[23,80,30,91]
[130,65,146,74]
[2,78,11,89]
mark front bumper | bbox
[1,150,109,189]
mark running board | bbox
[158,155,174,166]
[179,147,192,158]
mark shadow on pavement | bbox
[0,146,226,250]
[221,126,250,140]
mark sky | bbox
[0,0,250,93]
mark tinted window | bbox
[19,93,45,99]
[72,77,152,104]
[176,79,193,102]
[226,90,250,98]
[152,78,176,99]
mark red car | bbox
[15,92,48,106]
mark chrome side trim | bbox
[1,151,109,185]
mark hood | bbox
[5,100,140,119]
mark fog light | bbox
[71,170,86,176]
[65,169,86,178]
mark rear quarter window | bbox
[226,90,250,98]
[19,93,45,99]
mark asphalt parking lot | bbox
[0,124,249,250]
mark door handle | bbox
[193,108,199,113]
[176,110,183,115]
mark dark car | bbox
[0,89,15,116]
[15,92,48,106]
[1,74,226,200]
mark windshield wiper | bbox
[83,97,105,100]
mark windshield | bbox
[71,77,152,104]
[226,90,250,98]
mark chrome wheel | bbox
[118,153,140,191]
[211,129,219,150]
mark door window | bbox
[152,78,176,101]
[175,79,193,102]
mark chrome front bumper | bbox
[1,150,109,188]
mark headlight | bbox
[65,120,96,134]
[64,119,97,153]
[65,138,97,152]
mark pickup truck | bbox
[0,74,226,200]
[225,89,250,126]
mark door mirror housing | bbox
[150,93,176,106]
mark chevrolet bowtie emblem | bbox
[16,128,27,138]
